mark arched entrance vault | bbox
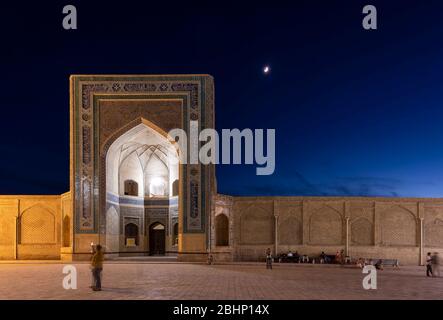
[104,120,180,256]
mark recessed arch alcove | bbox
[104,120,179,255]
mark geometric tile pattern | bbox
[70,75,215,235]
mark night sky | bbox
[1,0,443,197]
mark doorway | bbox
[149,222,165,255]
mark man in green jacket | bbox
[91,244,104,291]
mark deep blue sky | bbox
[1,0,443,197]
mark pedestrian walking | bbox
[91,244,104,291]
[266,248,273,270]
[90,242,96,288]
[426,252,433,277]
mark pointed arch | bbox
[20,203,57,218]
[149,222,166,255]
[380,205,417,246]
[103,115,181,255]
[215,213,229,246]
[106,120,177,196]
[63,215,71,247]
[20,204,56,244]
[124,222,139,246]
[102,117,176,157]
[309,205,343,245]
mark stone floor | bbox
[0,262,441,300]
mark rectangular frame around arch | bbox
[70,75,215,240]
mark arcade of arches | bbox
[0,75,442,264]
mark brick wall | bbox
[0,195,66,260]
[213,195,443,265]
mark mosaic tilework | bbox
[71,75,215,235]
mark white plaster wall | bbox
[119,152,144,196]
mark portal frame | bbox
[70,75,215,260]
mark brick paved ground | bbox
[0,262,441,300]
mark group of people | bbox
[91,246,441,288]
[285,250,312,263]
[266,249,346,267]
[266,248,441,277]
[426,252,440,277]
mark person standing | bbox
[90,243,96,288]
[340,249,345,265]
[266,248,273,270]
[91,244,104,291]
[426,252,433,277]
[335,251,340,264]
[207,253,214,265]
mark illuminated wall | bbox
[212,195,443,265]
[0,193,72,260]
[104,123,179,255]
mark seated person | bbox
[356,257,365,269]
[293,251,301,262]
[335,251,341,263]
[320,251,330,263]
[277,253,287,262]
[320,251,326,263]
[375,259,384,270]
[287,250,294,258]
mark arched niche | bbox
[381,205,417,246]
[215,214,229,246]
[124,223,139,246]
[20,205,56,245]
[309,205,343,245]
[123,180,139,196]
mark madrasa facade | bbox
[0,75,442,265]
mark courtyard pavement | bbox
[0,262,441,300]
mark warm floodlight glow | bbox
[150,177,165,196]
